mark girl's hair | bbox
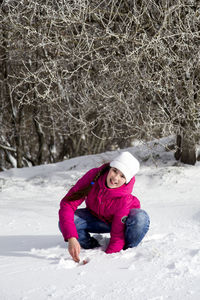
[66,164,110,201]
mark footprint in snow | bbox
[166,248,200,277]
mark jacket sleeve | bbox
[58,167,99,241]
[105,195,141,254]
[105,213,127,253]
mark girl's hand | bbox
[68,237,81,262]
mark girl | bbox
[59,151,150,262]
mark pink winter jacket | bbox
[59,164,140,254]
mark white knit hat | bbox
[110,151,140,183]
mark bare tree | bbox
[0,0,199,170]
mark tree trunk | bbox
[34,118,45,165]
[174,134,182,161]
[15,106,24,168]
[175,133,196,165]
[180,136,196,165]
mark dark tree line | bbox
[0,0,200,170]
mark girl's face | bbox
[106,167,126,189]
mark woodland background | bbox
[0,0,200,170]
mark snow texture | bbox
[0,137,200,300]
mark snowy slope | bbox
[0,137,200,300]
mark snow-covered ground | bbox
[0,137,200,300]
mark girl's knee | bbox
[138,209,150,224]
[126,209,150,227]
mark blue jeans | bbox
[73,208,150,250]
